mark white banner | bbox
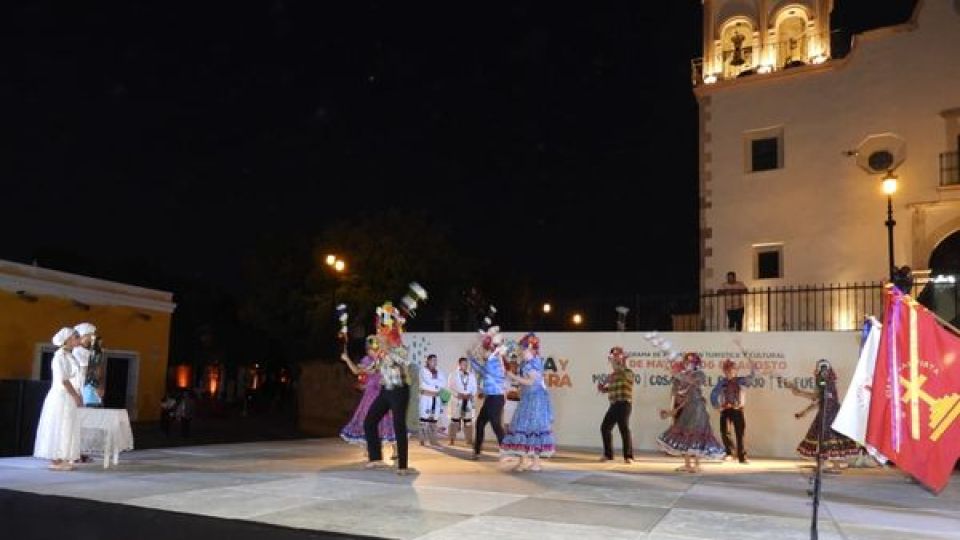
[405,331,861,459]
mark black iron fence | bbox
[698,282,891,332]
[638,281,931,333]
[631,279,960,332]
[410,280,957,333]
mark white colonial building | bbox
[695,0,960,329]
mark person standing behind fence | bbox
[719,271,748,331]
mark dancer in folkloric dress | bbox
[598,346,635,463]
[339,337,396,460]
[363,301,419,476]
[500,332,555,472]
[468,328,507,460]
[786,361,861,474]
[34,327,84,471]
[710,339,758,464]
[657,352,726,473]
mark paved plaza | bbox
[1,438,958,539]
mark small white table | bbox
[76,408,135,469]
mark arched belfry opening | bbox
[772,6,811,68]
[719,18,757,79]
[697,1,833,85]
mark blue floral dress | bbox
[501,357,555,457]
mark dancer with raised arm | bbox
[363,301,418,476]
[339,336,396,460]
[657,352,725,472]
[468,327,507,460]
[786,361,860,474]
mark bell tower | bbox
[697,1,834,85]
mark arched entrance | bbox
[920,230,960,325]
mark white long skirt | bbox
[33,383,80,461]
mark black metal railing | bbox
[699,282,890,332]
[940,151,959,187]
[636,281,932,332]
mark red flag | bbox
[866,285,960,492]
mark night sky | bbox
[6,1,915,305]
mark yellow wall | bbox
[0,290,171,421]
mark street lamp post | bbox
[882,172,898,281]
[325,253,347,323]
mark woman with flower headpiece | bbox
[657,352,725,472]
[500,332,555,472]
[339,335,397,460]
[34,327,84,471]
[786,361,860,474]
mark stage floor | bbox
[2,439,959,539]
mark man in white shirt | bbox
[418,354,445,447]
[719,271,748,331]
[447,357,477,446]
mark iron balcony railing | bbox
[640,280,939,332]
[699,282,889,332]
[940,151,959,187]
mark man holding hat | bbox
[73,322,105,407]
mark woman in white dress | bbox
[34,327,84,471]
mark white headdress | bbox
[52,327,76,347]
[74,322,97,336]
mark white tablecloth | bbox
[76,408,135,468]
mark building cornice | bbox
[693,60,837,99]
[0,259,176,314]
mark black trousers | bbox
[727,307,744,331]
[601,400,633,459]
[473,394,505,455]
[719,408,746,460]
[364,385,410,469]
